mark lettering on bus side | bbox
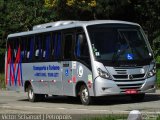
[32,65,60,78]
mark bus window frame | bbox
[62,29,75,61]
[20,36,27,62]
[52,31,63,61]
[74,27,91,69]
[6,28,91,65]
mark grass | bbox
[0,72,5,89]
[81,114,160,120]
[157,69,160,88]
[157,115,160,120]
[81,115,127,120]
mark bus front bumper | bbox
[94,76,156,96]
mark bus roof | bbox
[7,20,140,38]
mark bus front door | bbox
[62,61,74,96]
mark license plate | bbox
[125,89,138,94]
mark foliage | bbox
[44,0,132,20]
[0,0,58,72]
[82,114,127,120]
[157,69,160,88]
[44,0,96,8]
[157,115,160,120]
[0,73,5,89]
[0,0,160,73]
[43,0,160,48]
[43,0,160,58]
[156,56,160,63]
[44,0,97,20]
[153,33,160,58]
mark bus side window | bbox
[34,35,42,60]
[34,36,39,59]
[26,36,34,61]
[26,37,30,60]
[45,33,51,60]
[20,37,26,62]
[42,35,46,59]
[54,33,62,60]
[64,34,73,60]
[13,38,19,62]
[51,33,56,60]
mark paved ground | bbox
[0,90,160,115]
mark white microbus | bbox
[5,20,156,105]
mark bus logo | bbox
[78,65,83,77]
[129,75,133,80]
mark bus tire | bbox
[130,93,145,101]
[27,85,43,102]
[80,85,92,105]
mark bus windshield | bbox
[87,24,153,66]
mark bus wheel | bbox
[80,85,92,105]
[27,85,44,102]
[130,93,145,101]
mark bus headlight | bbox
[97,68,111,79]
[147,65,156,78]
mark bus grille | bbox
[117,83,143,91]
[112,66,146,93]
[114,78,144,92]
[113,74,145,79]
[112,69,145,92]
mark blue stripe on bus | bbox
[11,60,16,85]
[11,59,17,86]
[9,60,12,86]
[14,62,19,86]
[20,59,23,86]
[15,54,22,86]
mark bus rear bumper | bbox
[94,76,156,97]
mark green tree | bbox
[132,0,160,58]
[0,0,160,70]
[44,0,160,58]
[44,0,97,20]
[0,0,57,72]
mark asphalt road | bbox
[0,90,160,115]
